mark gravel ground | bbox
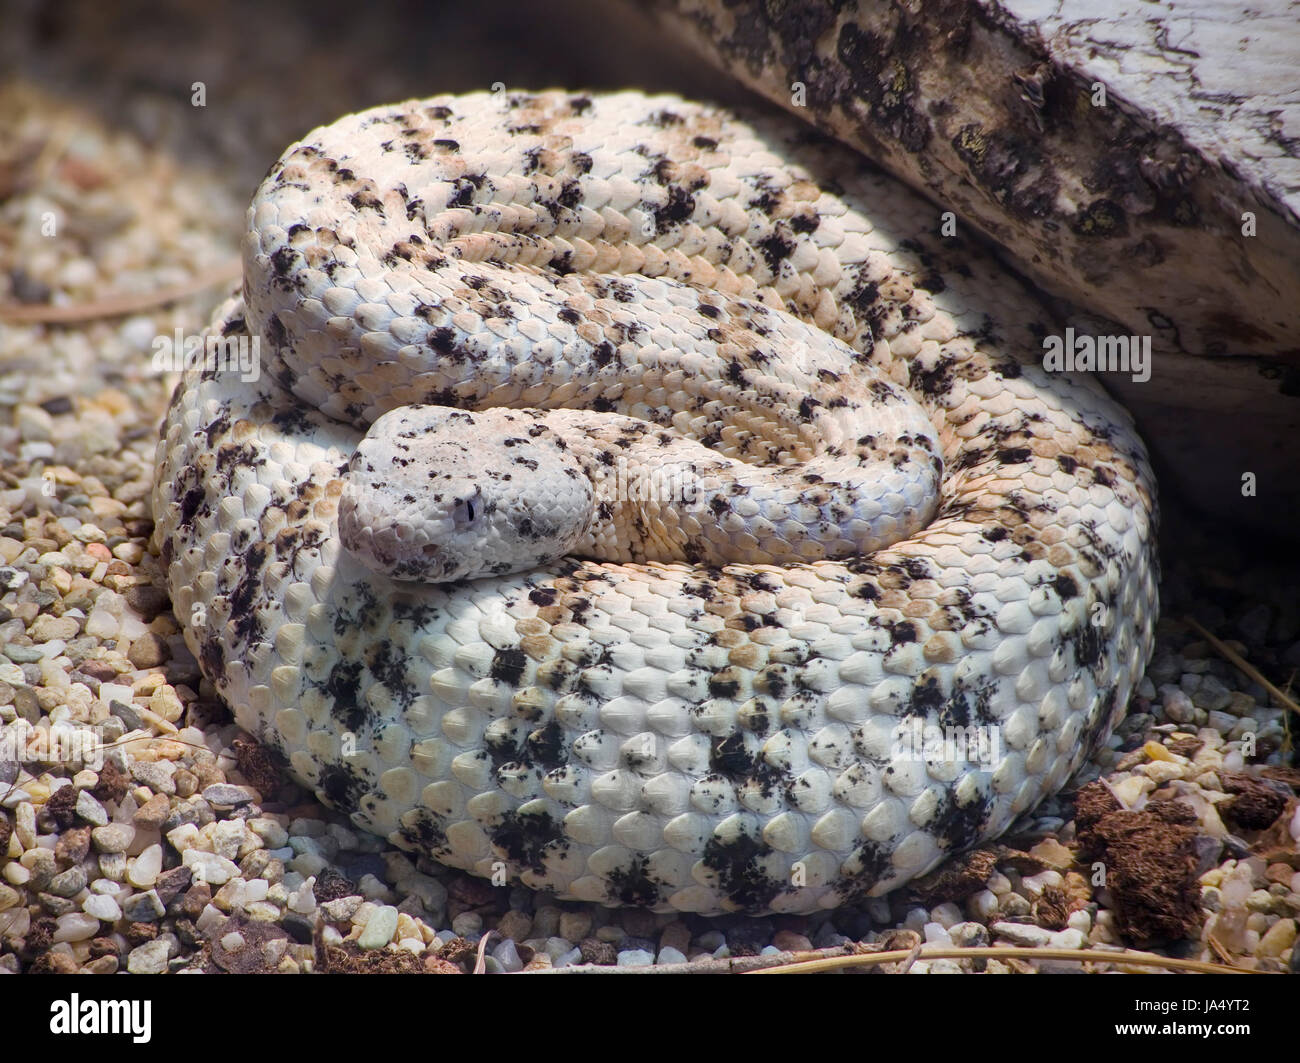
[1,0,1296,975]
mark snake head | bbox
[338,405,595,582]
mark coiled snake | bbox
[153,91,1157,914]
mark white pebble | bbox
[990,922,1051,947]
[53,912,101,942]
[75,789,108,826]
[1049,928,1086,950]
[99,682,134,705]
[986,872,1012,895]
[616,949,654,967]
[128,844,162,888]
[126,938,171,975]
[358,905,399,949]
[288,880,317,915]
[182,849,239,886]
[967,889,999,921]
[84,608,120,639]
[1020,870,1062,898]
[923,922,953,946]
[210,819,247,861]
[120,316,158,351]
[83,894,121,923]
[929,901,963,927]
[247,817,289,849]
[195,904,227,934]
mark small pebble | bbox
[616,948,655,968]
[358,905,399,949]
[91,822,135,853]
[559,912,591,941]
[53,912,101,942]
[128,844,163,888]
[126,938,172,974]
[82,894,122,922]
[491,938,523,972]
[75,789,108,826]
[182,850,239,886]
[990,922,1051,947]
[202,783,255,807]
[121,890,165,922]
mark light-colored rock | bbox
[126,937,172,974]
[358,905,399,949]
[53,912,101,942]
[128,844,163,888]
[990,922,1051,947]
[182,849,239,886]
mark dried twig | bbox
[526,941,1266,975]
[0,259,240,324]
[746,944,1265,975]
[473,930,499,974]
[1184,616,1299,715]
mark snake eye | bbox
[452,492,480,530]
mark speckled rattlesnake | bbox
[152,90,1157,915]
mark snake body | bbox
[153,91,1157,914]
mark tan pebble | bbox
[112,541,144,564]
[1028,838,1075,869]
[1141,760,1186,785]
[1111,775,1152,807]
[132,673,166,694]
[148,684,184,723]
[1143,740,1174,762]
[90,497,128,520]
[92,389,132,417]
[1266,863,1293,887]
[1257,918,1295,957]
[396,913,423,941]
[29,614,80,642]
[133,794,170,829]
[127,632,170,669]
[772,930,812,952]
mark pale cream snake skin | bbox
[152,90,1158,915]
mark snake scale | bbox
[152,90,1158,915]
